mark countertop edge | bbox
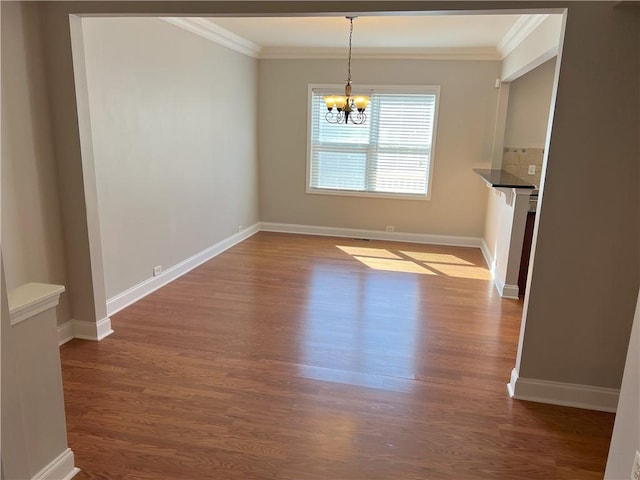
[473,168,536,189]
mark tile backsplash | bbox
[502,147,544,188]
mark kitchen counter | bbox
[475,168,535,299]
[473,169,536,189]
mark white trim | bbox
[508,368,620,413]
[57,317,113,344]
[95,318,113,340]
[502,284,520,299]
[480,240,521,299]
[161,17,261,58]
[73,317,113,341]
[260,46,501,61]
[8,283,65,326]
[480,239,495,274]
[494,276,520,299]
[31,448,80,480]
[500,46,558,83]
[507,367,519,398]
[497,14,549,58]
[106,224,260,316]
[259,222,482,248]
[306,187,431,202]
[58,320,75,346]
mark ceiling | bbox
[206,15,524,49]
[187,14,549,60]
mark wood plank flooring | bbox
[61,232,614,479]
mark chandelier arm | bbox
[325,110,345,124]
[346,111,365,125]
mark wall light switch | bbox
[528,165,536,175]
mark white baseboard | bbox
[106,223,260,316]
[481,240,520,299]
[58,320,75,346]
[74,317,113,341]
[502,284,520,299]
[507,368,619,413]
[259,222,483,248]
[480,242,520,300]
[480,239,495,273]
[32,448,80,480]
[58,317,113,345]
[494,277,520,299]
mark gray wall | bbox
[1,2,70,325]
[80,17,259,299]
[604,11,640,475]
[504,57,556,148]
[516,4,639,389]
[259,58,500,237]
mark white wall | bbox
[1,2,70,325]
[259,58,500,237]
[81,17,259,299]
[504,58,556,149]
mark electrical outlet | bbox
[528,165,536,175]
[153,265,162,277]
[631,450,640,480]
[238,225,244,233]
[385,226,395,232]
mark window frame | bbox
[306,83,441,201]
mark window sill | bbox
[306,188,431,201]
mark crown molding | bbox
[162,16,544,63]
[497,14,549,59]
[259,47,501,61]
[162,17,261,58]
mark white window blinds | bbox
[308,87,439,198]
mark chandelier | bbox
[323,16,369,125]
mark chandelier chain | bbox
[347,17,353,83]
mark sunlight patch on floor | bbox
[426,263,492,280]
[401,251,473,265]
[337,245,490,280]
[337,245,402,259]
[354,256,436,275]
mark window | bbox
[307,85,439,199]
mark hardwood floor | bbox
[61,232,614,479]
